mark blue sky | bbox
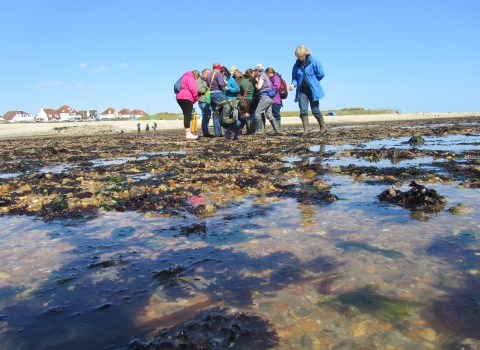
[1,0,479,116]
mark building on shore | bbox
[1,110,34,123]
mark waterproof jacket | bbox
[270,74,282,105]
[196,77,208,103]
[176,71,198,103]
[291,55,324,102]
[225,76,239,99]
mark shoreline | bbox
[0,111,478,139]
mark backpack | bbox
[216,99,239,125]
[173,77,182,94]
[279,74,288,99]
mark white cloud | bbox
[79,62,88,68]
[92,65,107,72]
[36,81,64,87]
[75,83,94,89]
[118,62,127,68]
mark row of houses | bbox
[1,106,149,123]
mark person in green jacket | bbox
[239,69,259,134]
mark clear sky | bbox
[1,0,479,116]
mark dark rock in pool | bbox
[192,204,217,218]
[406,135,425,145]
[378,181,446,210]
[131,307,279,350]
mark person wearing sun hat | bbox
[206,64,227,137]
[251,64,282,135]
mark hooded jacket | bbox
[291,55,325,103]
[176,71,198,103]
[270,73,282,105]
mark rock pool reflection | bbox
[0,123,479,349]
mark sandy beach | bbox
[0,111,477,138]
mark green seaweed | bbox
[337,241,406,259]
[318,284,425,323]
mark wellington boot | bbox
[253,119,263,135]
[269,119,283,135]
[249,119,257,135]
[301,117,310,136]
[246,120,252,135]
[316,116,327,136]
[185,128,198,141]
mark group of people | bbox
[175,45,327,141]
[137,121,157,133]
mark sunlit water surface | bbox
[0,135,479,349]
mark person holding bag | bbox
[176,70,199,141]
[206,64,227,137]
[197,68,214,138]
[239,69,259,135]
[252,64,282,135]
[266,67,283,131]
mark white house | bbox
[36,108,60,122]
[100,107,117,120]
[1,110,35,123]
[57,105,81,121]
[118,108,132,119]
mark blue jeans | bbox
[210,91,227,136]
[198,101,211,135]
[221,118,247,138]
[299,91,322,119]
[272,103,282,121]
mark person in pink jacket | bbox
[176,71,199,140]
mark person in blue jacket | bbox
[221,67,239,100]
[289,45,327,136]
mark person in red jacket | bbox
[176,71,199,140]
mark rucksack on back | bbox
[279,75,288,99]
[173,77,182,94]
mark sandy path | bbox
[0,111,477,138]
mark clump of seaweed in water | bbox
[318,284,425,323]
[131,307,279,349]
[378,180,447,211]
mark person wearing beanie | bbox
[176,70,199,141]
[289,45,327,136]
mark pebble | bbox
[420,328,436,342]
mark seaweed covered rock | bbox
[132,307,279,349]
[378,181,447,210]
[408,135,425,145]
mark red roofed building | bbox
[100,107,117,120]
[1,110,34,123]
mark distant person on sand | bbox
[146,123,150,132]
[153,121,157,132]
[289,45,327,136]
[137,122,141,133]
[176,70,199,141]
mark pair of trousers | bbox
[299,91,322,119]
[254,97,274,122]
[198,101,212,135]
[210,91,227,136]
[272,103,282,121]
[176,99,193,129]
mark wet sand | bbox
[0,111,477,138]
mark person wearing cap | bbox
[206,64,227,137]
[289,45,327,136]
[197,68,214,137]
[230,66,245,92]
[251,64,282,135]
[222,66,239,100]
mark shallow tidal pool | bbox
[0,122,479,349]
